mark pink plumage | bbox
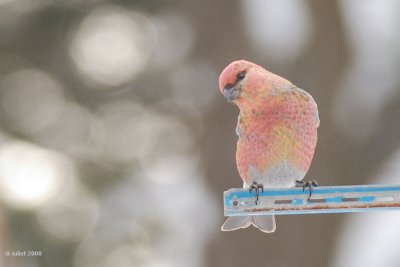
[219,60,319,233]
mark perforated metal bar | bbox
[224,184,400,216]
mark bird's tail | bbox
[221,215,276,233]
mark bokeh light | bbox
[136,114,195,183]
[141,153,198,185]
[149,11,195,69]
[0,141,69,210]
[69,5,152,87]
[34,102,100,159]
[95,101,150,165]
[95,101,194,168]
[241,0,312,63]
[0,69,66,135]
[36,178,99,242]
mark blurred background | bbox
[1,0,400,266]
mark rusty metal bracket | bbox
[224,184,400,216]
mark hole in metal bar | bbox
[342,197,359,202]
[308,199,326,203]
[274,200,293,204]
[232,200,238,206]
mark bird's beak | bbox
[223,85,240,102]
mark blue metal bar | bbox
[224,184,400,216]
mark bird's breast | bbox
[236,112,317,185]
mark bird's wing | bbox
[283,87,320,128]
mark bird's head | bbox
[219,60,292,110]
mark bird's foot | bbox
[296,180,318,201]
[249,182,264,205]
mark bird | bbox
[219,60,319,233]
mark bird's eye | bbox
[236,71,246,81]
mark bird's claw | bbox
[296,180,318,201]
[249,182,264,204]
